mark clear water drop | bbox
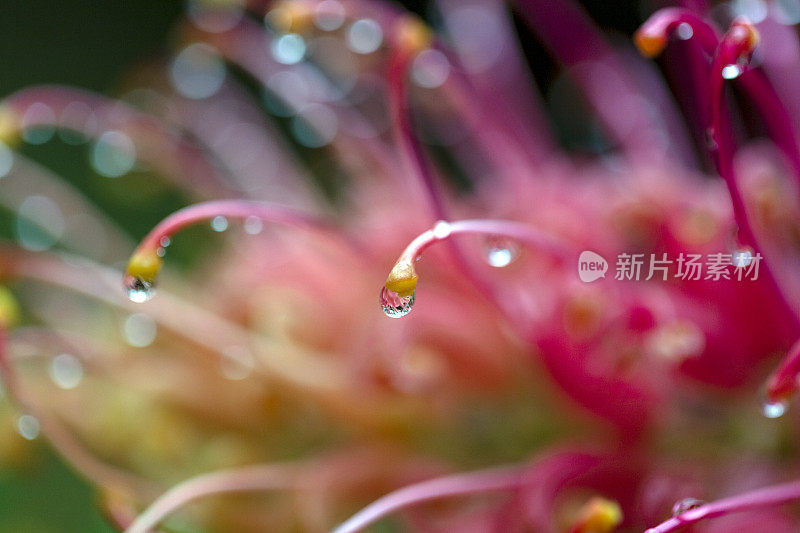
[347,18,383,54]
[380,286,415,318]
[160,236,171,247]
[732,248,753,267]
[722,64,743,80]
[762,398,787,418]
[17,414,40,440]
[271,33,306,65]
[672,498,705,517]
[483,237,519,268]
[49,353,84,389]
[211,215,228,232]
[676,22,694,40]
[123,274,155,303]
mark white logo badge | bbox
[578,251,608,282]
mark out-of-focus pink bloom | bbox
[2,0,800,531]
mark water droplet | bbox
[211,215,228,232]
[412,49,451,89]
[347,18,383,55]
[122,313,157,347]
[244,215,263,235]
[722,64,743,80]
[432,220,451,239]
[91,130,136,178]
[271,33,306,65]
[16,195,64,251]
[123,274,155,303]
[763,398,787,418]
[160,236,171,247]
[17,414,40,440]
[314,0,345,31]
[171,43,226,100]
[49,353,83,389]
[380,286,415,318]
[483,238,519,268]
[672,498,705,517]
[732,248,753,267]
[676,22,694,40]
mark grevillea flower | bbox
[4,0,800,531]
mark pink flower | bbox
[1,0,800,531]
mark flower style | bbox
[2,0,800,532]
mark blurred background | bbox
[0,0,695,530]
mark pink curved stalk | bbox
[1,86,237,198]
[645,478,800,532]
[394,219,573,267]
[124,463,301,533]
[706,20,800,331]
[637,8,719,54]
[333,465,523,533]
[133,199,360,255]
[640,9,800,190]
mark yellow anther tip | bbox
[126,250,163,282]
[0,287,21,329]
[395,16,433,55]
[0,105,21,147]
[385,261,418,297]
[572,497,623,533]
[634,31,666,58]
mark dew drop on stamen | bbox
[676,22,694,40]
[271,33,307,65]
[483,237,519,268]
[211,215,228,232]
[722,64,744,80]
[732,249,753,267]
[160,236,171,247]
[17,414,40,440]
[672,498,705,517]
[762,398,788,418]
[123,274,155,303]
[380,286,415,318]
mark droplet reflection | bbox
[672,497,705,517]
[124,274,155,303]
[763,398,788,419]
[380,286,415,318]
